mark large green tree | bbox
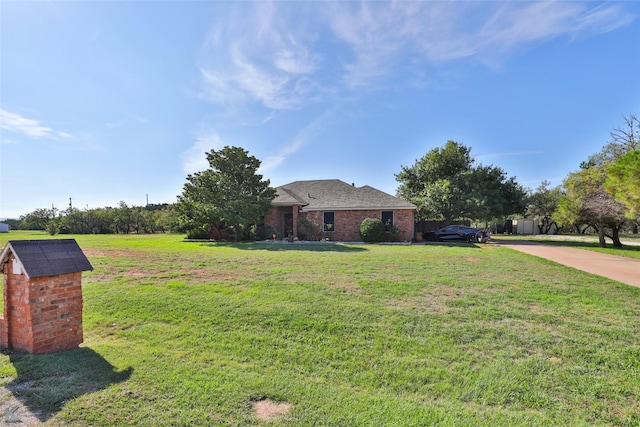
[396,141,525,223]
[396,141,472,223]
[554,167,626,247]
[176,146,276,241]
[525,180,564,234]
[555,115,638,245]
[458,165,527,224]
[604,150,640,220]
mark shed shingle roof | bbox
[272,179,416,211]
[1,239,93,279]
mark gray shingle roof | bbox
[272,179,416,211]
[1,239,93,279]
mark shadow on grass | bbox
[195,241,369,252]
[4,347,132,422]
[422,241,484,249]
[236,242,370,252]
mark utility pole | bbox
[69,198,73,209]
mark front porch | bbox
[263,205,302,239]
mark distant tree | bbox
[113,201,133,234]
[60,207,88,234]
[499,175,529,220]
[20,208,57,230]
[176,146,276,241]
[44,220,60,236]
[526,181,564,234]
[85,208,116,234]
[604,150,640,220]
[156,205,182,233]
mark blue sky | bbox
[1,1,639,219]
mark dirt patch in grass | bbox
[386,285,464,312]
[328,281,369,296]
[83,248,141,258]
[186,269,241,283]
[252,399,291,420]
[123,267,147,278]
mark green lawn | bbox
[1,232,639,426]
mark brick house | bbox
[0,239,93,354]
[264,180,416,242]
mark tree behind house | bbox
[395,140,526,224]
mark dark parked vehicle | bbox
[425,225,489,243]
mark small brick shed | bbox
[0,239,93,354]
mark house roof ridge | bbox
[272,179,415,210]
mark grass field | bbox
[1,231,639,426]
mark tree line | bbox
[11,202,179,235]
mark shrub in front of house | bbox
[360,218,385,242]
[297,216,316,241]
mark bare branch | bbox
[609,114,639,150]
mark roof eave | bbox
[272,201,309,207]
[0,242,32,280]
[301,206,416,212]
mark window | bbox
[381,211,394,231]
[323,212,335,232]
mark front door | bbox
[284,214,293,237]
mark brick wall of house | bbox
[264,206,290,237]
[391,209,415,241]
[265,207,415,241]
[305,209,414,241]
[2,253,83,354]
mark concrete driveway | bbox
[495,240,640,288]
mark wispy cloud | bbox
[0,109,71,140]
[475,2,634,51]
[260,106,339,172]
[198,1,634,109]
[198,1,322,110]
[475,150,544,162]
[106,115,148,130]
[180,131,224,174]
